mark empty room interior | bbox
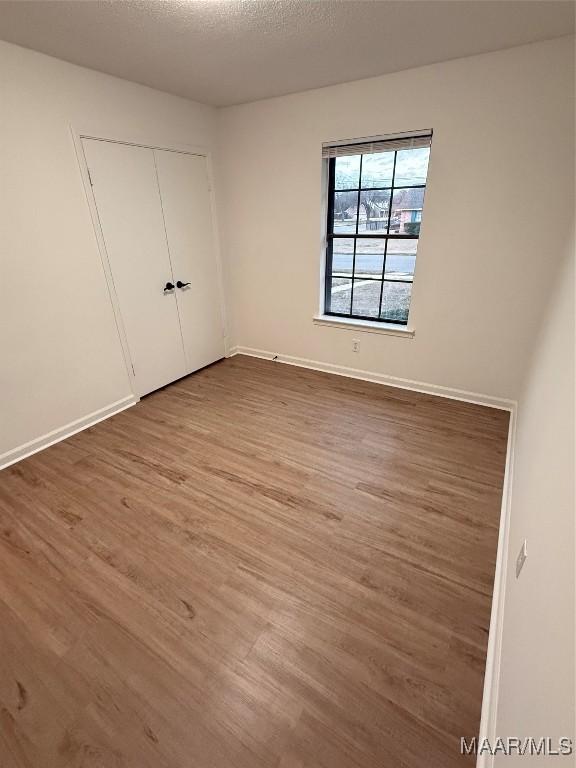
[0,1,574,766]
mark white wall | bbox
[215,37,574,402]
[0,41,215,462]
[493,235,575,762]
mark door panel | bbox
[154,151,225,372]
[83,139,187,397]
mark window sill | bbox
[313,315,415,338]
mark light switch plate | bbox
[515,539,527,578]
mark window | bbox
[323,132,432,325]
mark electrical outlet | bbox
[515,539,527,578]
[352,339,360,353]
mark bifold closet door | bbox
[82,139,187,397]
[154,150,225,373]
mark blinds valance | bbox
[322,130,432,159]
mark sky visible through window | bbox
[335,148,429,189]
[326,145,430,324]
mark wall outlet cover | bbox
[515,539,527,578]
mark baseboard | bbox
[0,395,138,471]
[227,346,516,411]
[476,405,516,767]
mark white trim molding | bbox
[313,314,415,338]
[227,346,516,411]
[0,395,138,471]
[476,405,516,768]
[71,126,211,158]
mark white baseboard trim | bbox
[227,346,516,411]
[0,395,138,471]
[476,405,516,767]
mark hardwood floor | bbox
[0,355,509,768]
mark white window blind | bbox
[322,130,432,159]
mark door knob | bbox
[163,282,175,292]
[176,280,190,288]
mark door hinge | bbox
[87,168,93,187]
[131,363,135,376]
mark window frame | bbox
[323,141,429,326]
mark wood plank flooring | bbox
[0,355,509,768]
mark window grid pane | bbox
[352,278,382,319]
[325,144,428,324]
[380,280,412,324]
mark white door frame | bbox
[70,126,229,400]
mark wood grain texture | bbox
[0,355,509,767]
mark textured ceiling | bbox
[0,0,573,107]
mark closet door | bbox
[154,150,225,373]
[83,139,187,397]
